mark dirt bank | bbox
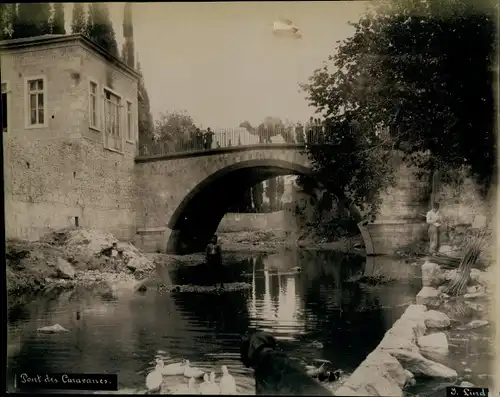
[6,228,155,296]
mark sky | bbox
[66,2,369,130]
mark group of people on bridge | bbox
[137,117,337,157]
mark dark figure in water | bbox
[206,235,223,288]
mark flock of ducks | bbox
[146,359,237,395]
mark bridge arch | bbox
[165,158,357,254]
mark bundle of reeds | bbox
[444,225,489,296]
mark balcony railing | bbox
[136,123,394,157]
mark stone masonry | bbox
[3,35,436,254]
[2,35,140,241]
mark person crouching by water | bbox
[426,202,442,255]
[206,235,223,289]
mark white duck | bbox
[184,360,205,379]
[199,373,220,395]
[169,377,199,395]
[219,365,237,395]
[208,372,221,394]
[161,359,187,376]
[145,360,164,393]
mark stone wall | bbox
[2,38,139,242]
[5,136,137,241]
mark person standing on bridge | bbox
[204,127,214,150]
[206,234,224,289]
[426,202,442,255]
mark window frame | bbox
[88,78,100,131]
[24,75,48,129]
[102,85,124,153]
[125,99,134,144]
[1,80,10,133]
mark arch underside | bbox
[166,159,360,254]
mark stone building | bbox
[1,34,141,241]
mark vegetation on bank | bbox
[300,0,496,220]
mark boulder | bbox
[424,310,451,329]
[334,386,361,396]
[416,287,441,307]
[444,269,458,281]
[341,364,403,397]
[422,262,442,287]
[417,332,449,357]
[37,324,69,333]
[460,381,475,387]
[388,349,457,379]
[363,351,410,388]
[378,305,428,354]
[457,320,489,330]
[404,370,416,387]
[438,245,454,255]
[56,257,76,279]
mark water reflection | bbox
[7,251,423,393]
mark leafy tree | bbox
[152,110,197,153]
[51,3,65,34]
[71,3,86,34]
[86,3,118,57]
[252,182,264,212]
[12,3,51,38]
[301,0,496,219]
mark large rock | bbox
[417,332,449,356]
[424,310,451,329]
[416,287,441,307]
[422,262,442,287]
[334,386,361,396]
[363,351,410,388]
[341,364,403,397]
[378,305,428,353]
[389,349,457,379]
[56,257,76,279]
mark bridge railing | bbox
[136,123,393,157]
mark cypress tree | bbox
[51,3,65,34]
[12,3,51,39]
[86,3,118,57]
[71,3,86,34]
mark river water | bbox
[7,250,423,393]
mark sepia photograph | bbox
[2,0,498,395]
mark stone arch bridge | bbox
[134,144,428,255]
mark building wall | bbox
[3,40,139,241]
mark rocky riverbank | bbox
[6,228,156,297]
[332,258,496,396]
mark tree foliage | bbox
[154,110,197,143]
[86,3,118,57]
[252,182,264,212]
[12,3,51,38]
[302,0,496,217]
[51,3,65,34]
[71,3,86,34]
